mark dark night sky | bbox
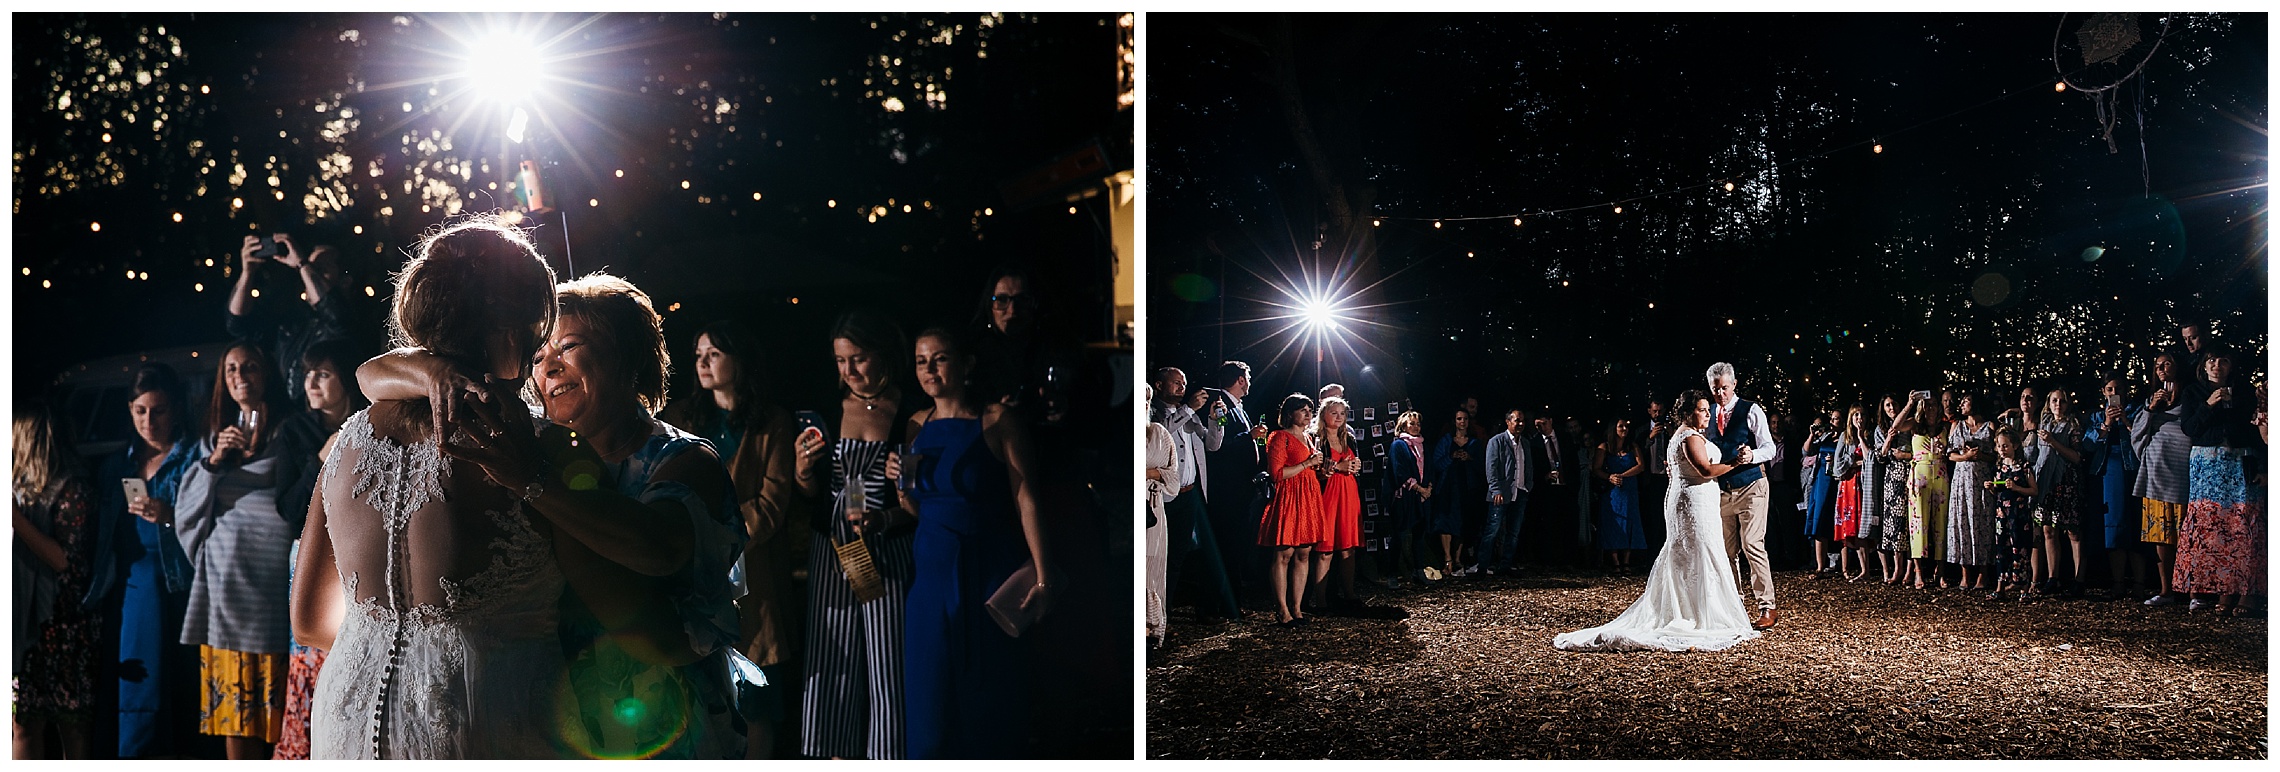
[14,12,1132,405]
[1148,13,2266,426]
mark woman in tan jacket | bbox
[659,320,806,759]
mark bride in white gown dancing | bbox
[1554,390,1761,652]
[290,221,570,757]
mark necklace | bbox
[852,387,889,411]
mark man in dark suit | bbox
[1200,361,1264,609]
[1522,412,1568,568]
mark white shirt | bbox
[1155,400,1223,498]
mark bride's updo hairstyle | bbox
[1277,393,1316,430]
[1675,389,1711,428]
[389,217,560,374]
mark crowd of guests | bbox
[14,223,1119,759]
[1146,322,2266,650]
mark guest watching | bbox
[1149,368,1239,623]
[1944,392,1997,592]
[2131,353,2194,606]
[1481,409,1536,577]
[225,233,357,403]
[1200,361,1264,612]
[1428,409,1484,577]
[175,341,323,759]
[13,407,99,760]
[2032,387,2087,596]
[795,309,920,759]
[2083,375,2145,598]
[1593,419,1649,573]
[1308,397,1365,611]
[658,319,806,759]
[83,364,203,758]
[2174,349,2263,616]
[1258,394,1325,624]
[891,325,1057,758]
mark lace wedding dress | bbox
[1553,426,1760,652]
[309,411,569,758]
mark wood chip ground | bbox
[1146,569,2267,759]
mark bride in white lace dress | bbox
[1554,391,1761,652]
[289,221,569,758]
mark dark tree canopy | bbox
[1150,13,2266,424]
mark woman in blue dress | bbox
[1801,413,1842,576]
[890,326,1053,760]
[84,365,202,758]
[1591,419,1648,571]
[1426,409,1482,578]
[2083,376,2146,596]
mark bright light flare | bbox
[463,33,544,104]
[1300,297,1342,331]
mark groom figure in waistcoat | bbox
[1704,362,1781,629]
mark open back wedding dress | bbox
[1553,426,1760,652]
[309,409,569,758]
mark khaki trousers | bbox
[1719,477,1776,609]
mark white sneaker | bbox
[2187,598,2209,612]
[1456,564,1479,577]
[2144,594,2180,607]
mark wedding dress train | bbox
[1553,426,1760,652]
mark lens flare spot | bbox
[1169,273,1217,303]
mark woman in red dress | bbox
[1309,397,1363,613]
[1258,394,1326,626]
[1834,406,1869,580]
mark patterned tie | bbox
[1717,404,1730,434]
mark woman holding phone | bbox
[2132,353,2195,606]
[84,364,202,758]
[174,341,321,759]
[793,309,920,759]
[2175,350,2263,616]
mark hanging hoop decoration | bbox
[2053,13,2169,154]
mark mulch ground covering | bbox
[1147,568,2268,759]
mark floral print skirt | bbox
[2175,447,2267,596]
[270,644,327,758]
[198,645,285,743]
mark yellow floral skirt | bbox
[199,646,285,743]
[2140,499,2183,545]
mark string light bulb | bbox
[2054,82,2066,93]
[1612,205,1623,214]
[1872,141,1883,154]
[1433,221,1442,229]
[1512,218,1522,226]
[1372,219,1381,227]
[1724,181,1735,192]
[171,212,183,223]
